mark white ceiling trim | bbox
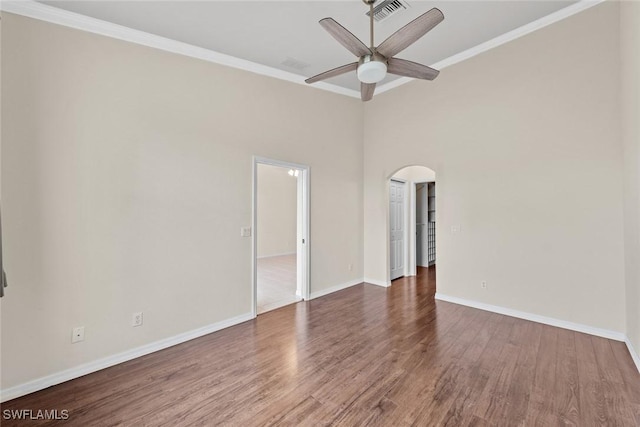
[376,0,605,95]
[2,0,604,100]
[0,0,361,99]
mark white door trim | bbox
[407,181,416,277]
[252,156,310,318]
[411,180,432,276]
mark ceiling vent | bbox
[281,57,310,71]
[366,0,411,23]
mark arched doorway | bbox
[388,165,436,282]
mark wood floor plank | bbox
[633,404,640,426]
[575,331,610,425]
[591,336,638,424]
[471,320,521,423]
[381,307,489,425]
[610,341,640,401]
[592,336,626,385]
[2,267,639,426]
[451,314,524,426]
[261,395,330,427]
[524,325,561,425]
[408,310,498,425]
[500,319,542,424]
[436,313,505,426]
[382,313,491,425]
[553,328,581,425]
[325,361,404,426]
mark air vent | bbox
[281,57,310,71]
[366,0,410,22]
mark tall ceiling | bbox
[39,1,577,92]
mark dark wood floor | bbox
[3,267,640,426]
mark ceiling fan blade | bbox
[305,62,358,84]
[361,82,376,102]
[376,8,444,58]
[320,18,372,58]
[387,58,440,80]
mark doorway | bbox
[389,166,436,282]
[416,183,428,268]
[252,157,309,316]
[415,182,436,269]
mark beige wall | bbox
[257,164,297,258]
[364,2,626,332]
[621,0,640,357]
[0,13,363,389]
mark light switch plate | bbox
[132,312,143,327]
[240,226,252,237]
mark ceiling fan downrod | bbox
[366,0,375,49]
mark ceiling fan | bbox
[305,0,444,101]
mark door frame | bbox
[252,156,310,318]
[412,180,432,275]
[389,178,434,280]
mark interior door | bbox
[390,180,405,280]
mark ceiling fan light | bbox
[357,60,387,84]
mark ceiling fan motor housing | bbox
[357,52,388,84]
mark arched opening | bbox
[388,165,436,284]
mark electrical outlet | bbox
[132,312,143,327]
[240,227,252,237]
[451,225,461,233]
[348,263,353,271]
[72,326,85,343]
[481,281,487,290]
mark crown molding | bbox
[375,0,606,95]
[1,0,605,99]
[0,0,361,99]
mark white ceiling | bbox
[38,1,577,92]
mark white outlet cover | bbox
[132,312,143,327]
[240,226,252,237]
[72,326,85,343]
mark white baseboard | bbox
[258,297,302,314]
[364,277,391,288]
[0,312,254,403]
[434,292,626,342]
[257,252,296,260]
[625,337,640,374]
[310,279,362,300]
